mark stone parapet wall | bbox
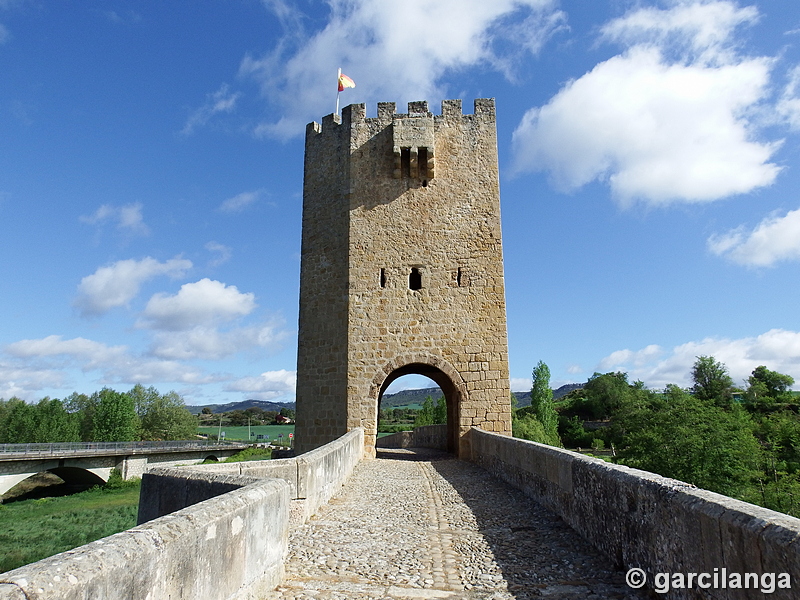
[376,424,447,450]
[470,428,800,600]
[0,429,364,600]
[0,475,289,600]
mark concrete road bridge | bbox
[0,440,249,496]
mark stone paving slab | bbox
[266,448,651,600]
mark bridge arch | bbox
[368,353,467,456]
[47,466,108,489]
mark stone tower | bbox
[295,98,511,458]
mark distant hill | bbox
[188,399,296,415]
[380,382,585,409]
[512,383,584,408]
[380,387,443,408]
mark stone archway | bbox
[367,353,467,458]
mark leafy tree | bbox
[130,384,198,440]
[279,407,296,420]
[617,385,761,497]
[746,366,795,410]
[91,388,139,442]
[0,398,35,443]
[691,355,734,407]
[64,392,94,441]
[201,407,212,415]
[529,361,559,440]
[413,396,446,427]
[32,397,80,443]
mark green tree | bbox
[31,397,80,443]
[691,355,734,407]
[529,361,559,442]
[91,388,139,442]
[0,398,35,443]
[617,385,760,497]
[64,392,94,441]
[130,385,198,441]
[413,396,446,427]
[746,366,795,410]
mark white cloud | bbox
[6,335,128,365]
[181,84,240,136]
[509,377,531,392]
[74,256,192,317]
[776,65,800,130]
[225,369,296,401]
[597,329,800,389]
[2,334,217,393]
[205,241,232,267]
[79,202,149,235]
[566,364,583,374]
[149,321,286,361]
[242,0,565,138]
[512,1,781,206]
[140,278,256,331]
[598,344,663,371]
[708,207,800,266]
[219,190,263,213]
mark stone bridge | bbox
[1,427,798,600]
[0,440,249,496]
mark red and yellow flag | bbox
[338,72,355,92]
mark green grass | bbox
[198,424,295,442]
[0,481,140,573]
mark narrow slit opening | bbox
[380,268,386,288]
[401,148,411,178]
[457,267,462,286]
[409,267,422,290]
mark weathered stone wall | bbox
[162,428,364,522]
[296,99,512,458]
[0,430,364,600]
[0,475,289,600]
[376,424,447,450]
[470,428,800,600]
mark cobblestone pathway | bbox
[267,448,651,600]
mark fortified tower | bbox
[295,99,511,458]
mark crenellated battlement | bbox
[305,98,495,137]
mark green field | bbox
[198,424,295,443]
[0,481,140,573]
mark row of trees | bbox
[513,357,800,517]
[198,406,295,427]
[0,385,198,443]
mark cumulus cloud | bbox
[79,202,149,235]
[225,369,296,401]
[241,0,566,138]
[74,256,192,317]
[149,321,287,361]
[218,190,263,213]
[509,377,531,392]
[708,207,800,266]
[597,329,800,389]
[181,83,240,136]
[2,334,217,394]
[512,0,781,206]
[139,279,256,331]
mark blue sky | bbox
[3,0,800,405]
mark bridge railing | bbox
[0,440,248,458]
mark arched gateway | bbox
[294,99,512,458]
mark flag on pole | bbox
[338,71,355,92]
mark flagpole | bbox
[336,67,341,115]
